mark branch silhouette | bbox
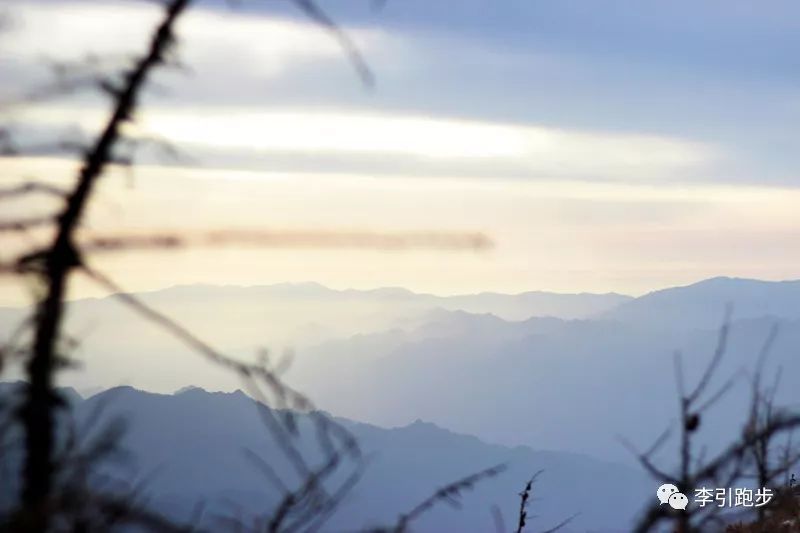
[14,3,190,530]
[0,1,503,531]
[629,313,800,533]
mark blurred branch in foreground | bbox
[365,464,506,533]
[79,229,494,253]
[627,312,800,533]
[0,0,503,530]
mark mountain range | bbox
[0,384,651,532]
[1,277,799,476]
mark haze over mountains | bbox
[1,277,799,475]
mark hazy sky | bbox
[2,0,800,303]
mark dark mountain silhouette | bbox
[0,384,650,532]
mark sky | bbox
[1,0,800,304]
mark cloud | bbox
[0,0,386,102]
[3,156,800,301]
[14,104,718,182]
[2,0,797,187]
[150,109,716,181]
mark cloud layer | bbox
[0,0,761,185]
[2,1,799,298]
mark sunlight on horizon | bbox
[2,156,800,306]
[2,0,799,306]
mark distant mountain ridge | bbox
[289,283,800,462]
[6,277,799,328]
[65,281,633,321]
[601,276,800,330]
[2,276,800,466]
[45,276,800,329]
[98,280,629,301]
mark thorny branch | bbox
[0,0,503,531]
[515,472,576,533]
[14,3,191,530]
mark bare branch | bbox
[0,216,55,233]
[619,435,678,485]
[369,464,507,533]
[293,0,374,87]
[17,0,192,524]
[539,513,579,533]
[77,229,495,254]
[0,182,67,200]
[687,306,731,404]
[516,470,543,533]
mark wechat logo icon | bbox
[657,484,688,510]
